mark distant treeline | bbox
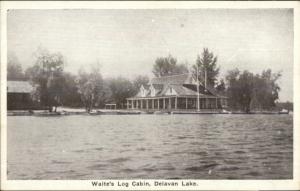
[7,47,289,112]
[276,101,293,111]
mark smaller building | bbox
[126,73,227,111]
[7,81,34,110]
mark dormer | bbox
[140,85,146,97]
[165,86,177,96]
[149,84,156,97]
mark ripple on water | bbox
[142,168,158,172]
[121,168,135,173]
[243,171,261,177]
[224,159,245,165]
[137,147,146,151]
[108,157,130,163]
[161,166,176,171]
[189,151,208,156]
[234,150,246,154]
[218,166,240,171]
[73,149,85,153]
[185,163,219,171]
[87,163,107,170]
[177,136,190,140]
[51,160,72,164]
[93,147,104,151]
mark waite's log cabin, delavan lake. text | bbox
[91,180,198,187]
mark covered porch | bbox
[126,96,227,111]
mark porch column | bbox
[146,99,149,110]
[186,97,188,109]
[158,99,160,109]
[169,98,171,109]
[206,98,208,109]
[137,99,139,109]
[175,97,177,110]
[127,100,129,109]
[141,100,143,109]
[215,98,218,109]
[152,99,154,109]
[163,98,165,109]
[131,100,134,109]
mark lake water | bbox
[7,114,293,179]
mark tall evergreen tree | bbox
[193,48,219,87]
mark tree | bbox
[152,54,188,77]
[132,75,149,94]
[7,52,25,80]
[60,72,82,107]
[216,79,226,93]
[193,48,219,87]
[225,69,240,110]
[108,77,136,109]
[25,48,65,112]
[252,69,281,110]
[225,69,281,112]
[76,64,110,112]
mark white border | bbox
[1,1,300,190]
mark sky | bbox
[7,9,293,102]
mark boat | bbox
[154,111,169,115]
[278,109,289,114]
[171,110,219,114]
[117,111,141,115]
[88,111,100,115]
[35,112,62,116]
[221,109,232,114]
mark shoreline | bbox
[6,109,291,116]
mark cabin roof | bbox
[129,74,227,99]
[150,73,195,85]
[159,84,197,96]
[7,81,34,93]
[151,84,164,90]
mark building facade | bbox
[126,73,227,111]
[7,81,34,110]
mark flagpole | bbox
[197,64,200,112]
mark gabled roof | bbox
[158,84,218,98]
[7,81,34,93]
[129,74,227,99]
[150,73,195,85]
[172,84,198,96]
[182,84,214,96]
[142,84,151,90]
[151,84,164,90]
[205,85,227,98]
